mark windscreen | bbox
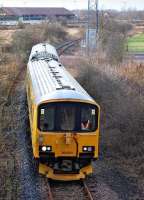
[38,102,98,132]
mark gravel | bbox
[50,181,88,200]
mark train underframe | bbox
[38,153,94,180]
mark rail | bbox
[82,180,94,200]
[56,38,81,55]
[47,179,94,200]
[47,180,53,200]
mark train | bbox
[26,43,100,181]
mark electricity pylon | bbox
[87,0,99,54]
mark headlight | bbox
[88,147,93,152]
[42,146,47,151]
[40,146,52,152]
[83,146,95,152]
[83,147,88,151]
[47,146,51,151]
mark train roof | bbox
[29,43,59,62]
[27,45,95,105]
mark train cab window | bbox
[39,106,55,131]
[81,106,96,131]
[57,104,76,131]
[38,102,98,132]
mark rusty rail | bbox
[47,180,54,200]
[82,180,94,200]
[56,38,81,55]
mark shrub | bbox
[77,59,144,176]
[106,33,126,64]
[11,23,67,63]
[40,22,68,43]
[99,17,132,64]
[12,27,42,62]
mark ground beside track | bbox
[0,69,50,200]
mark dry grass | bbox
[118,62,144,87]
[66,27,84,38]
[0,29,17,44]
[0,58,19,102]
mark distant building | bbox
[0,7,75,25]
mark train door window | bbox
[81,105,97,131]
[57,104,76,131]
[39,105,55,131]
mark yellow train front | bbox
[26,43,100,181]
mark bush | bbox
[17,21,25,29]
[12,26,42,63]
[77,59,144,176]
[41,22,68,43]
[106,33,126,64]
[99,17,132,64]
[11,23,67,63]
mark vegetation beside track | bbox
[75,58,144,198]
[61,53,144,198]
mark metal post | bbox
[96,0,99,34]
[86,0,99,55]
[87,0,90,55]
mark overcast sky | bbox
[0,0,144,10]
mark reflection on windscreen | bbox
[40,107,54,131]
[58,104,76,131]
[81,106,96,131]
[38,102,98,132]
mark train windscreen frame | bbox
[38,102,98,132]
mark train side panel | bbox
[26,72,39,158]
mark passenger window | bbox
[40,106,55,131]
[81,107,96,131]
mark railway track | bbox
[56,38,81,55]
[47,179,94,200]
[82,180,94,200]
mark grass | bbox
[118,62,144,87]
[127,33,144,52]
